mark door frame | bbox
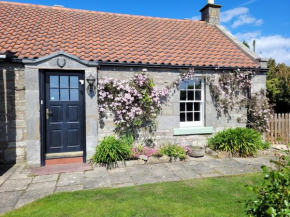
[39,69,87,166]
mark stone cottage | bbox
[0,0,267,166]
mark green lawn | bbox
[4,173,263,217]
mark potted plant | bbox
[188,146,205,158]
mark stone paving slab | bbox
[174,170,202,180]
[31,163,92,175]
[0,206,14,215]
[112,182,134,188]
[131,174,161,185]
[0,191,23,208]
[201,173,223,178]
[84,167,107,178]
[189,163,219,174]
[8,165,27,180]
[55,185,84,193]
[108,171,133,186]
[32,174,59,183]
[84,176,111,189]
[27,181,56,192]
[148,164,181,182]
[0,155,271,215]
[217,166,242,175]
[0,165,18,186]
[0,178,32,192]
[57,172,84,187]
[164,162,190,171]
[0,165,15,177]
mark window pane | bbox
[179,82,187,90]
[186,80,194,90]
[188,91,194,100]
[70,89,79,101]
[186,103,193,111]
[180,103,185,111]
[180,91,186,100]
[60,76,69,88]
[187,84,194,90]
[180,113,185,122]
[195,91,201,100]
[195,79,202,89]
[194,112,201,121]
[194,102,200,111]
[187,112,193,121]
[60,89,69,101]
[70,76,79,88]
[50,76,59,88]
[50,89,59,101]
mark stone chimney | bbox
[200,0,222,25]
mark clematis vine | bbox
[98,68,195,134]
[98,71,171,133]
[208,69,273,133]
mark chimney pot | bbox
[208,0,214,4]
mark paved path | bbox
[0,155,274,215]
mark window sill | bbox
[173,127,213,136]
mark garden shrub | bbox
[159,143,187,161]
[245,151,290,216]
[92,135,131,168]
[120,133,134,147]
[208,127,268,157]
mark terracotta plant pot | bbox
[189,146,205,158]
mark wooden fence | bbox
[266,113,290,144]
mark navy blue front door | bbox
[45,72,84,153]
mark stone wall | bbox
[24,54,98,165]
[0,60,267,165]
[0,62,26,164]
[98,66,259,147]
[251,72,267,93]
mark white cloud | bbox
[235,31,261,41]
[220,7,263,28]
[255,19,263,26]
[232,15,263,28]
[241,0,258,6]
[221,7,249,23]
[235,32,290,65]
[191,15,200,21]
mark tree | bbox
[243,41,250,49]
[266,58,290,113]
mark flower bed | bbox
[91,136,196,168]
[92,155,192,168]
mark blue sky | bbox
[3,0,290,64]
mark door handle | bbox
[46,108,53,120]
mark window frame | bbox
[179,78,204,127]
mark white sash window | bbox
[179,78,204,127]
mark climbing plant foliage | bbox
[98,68,194,135]
[98,67,271,135]
[208,69,273,133]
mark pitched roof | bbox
[0,1,260,68]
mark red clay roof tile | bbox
[0,1,259,68]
